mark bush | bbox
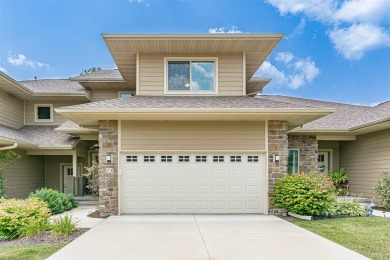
[19,219,48,237]
[373,172,390,210]
[50,214,79,236]
[272,172,336,216]
[29,188,77,214]
[324,201,367,217]
[0,198,51,239]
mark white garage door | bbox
[120,153,266,214]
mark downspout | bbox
[0,143,18,151]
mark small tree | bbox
[80,67,101,76]
[0,151,21,198]
[82,144,99,207]
[373,172,390,210]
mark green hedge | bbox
[272,172,336,216]
[29,188,77,214]
[0,198,51,239]
[324,201,367,217]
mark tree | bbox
[80,67,101,76]
[0,151,21,198]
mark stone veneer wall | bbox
[267,121,288,215]
[288,135,318,173]
[98,120,119,217]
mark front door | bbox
[63,166,75,194]
[318,152,329,174]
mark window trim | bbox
[287,149,300,174]
[164,57,218,95]
[118,92,133,98]
[34,104,53,122]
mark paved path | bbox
[49,215,368,260]
[50,206,104,228]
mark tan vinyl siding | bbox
[340,129,390,197]
[45,155,72,191]
[3,150,44,198]
[121,121,265,150]
[138,53,243,96]
[90,89,121,102]
[318,141,339,172]
[0,90,24,129]
[25,101,84,126]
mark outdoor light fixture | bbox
[273,155,280,163]
[106,154,112,163]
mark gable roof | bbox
[0,124,79,148]
[257,95,390,134]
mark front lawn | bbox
[0,243,66,260]
[294,217,390,260]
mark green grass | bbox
[0,243,66,260]
[294,217,390,260]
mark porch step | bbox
[74,196,97,206]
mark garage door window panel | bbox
[230,156,242,162]
[179,156,190,162]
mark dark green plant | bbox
[330,168,349,185]
[324,201,367,217]
[50,214,79,236]
[0,198,51,239]
[272,172,336,216]
[336,187,348,196]
[80,67,101,76]
[29,188,77,214]
[373,172,390,210]
[0,151,21,198]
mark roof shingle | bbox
[70,69,123,80]
[20,79,86,93]
[0,124,78,147]
[58,96,321,110]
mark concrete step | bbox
[74,196,97,206]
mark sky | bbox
[0,0,389,105]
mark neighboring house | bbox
[0,34,388,216]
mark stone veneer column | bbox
[288,135,318,173]
[267,121,288,215]
[98,120,119,217]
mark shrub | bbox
[29,188,77,214]
[324,201,367,217]
[50,214,79,236]
[373,173,390,210]
[19,219,48,237]
[0,198,51,239]
[0,151,21,198]
[272,172,336,216]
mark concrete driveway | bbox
[48,215,367,260]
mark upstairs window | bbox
[35,104,53,122]
[166,59,217,94]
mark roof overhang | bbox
[55,107,333,126]
[289,118,390,137]
[0,72,90,101]
[246,78,271,96]
[102,34,284,85]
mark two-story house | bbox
[0,34,389,216]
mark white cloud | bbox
[256,52,320,89]
[129,0,150,6]
[286,18,306,40]
[265,0,390,60]
[208,26,242,34]
[275,51,294,64]
[7,52,49,69]
[0,67,6,73]
[329,24,390,60]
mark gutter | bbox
[0,143,18,151]
[55,108,336,114]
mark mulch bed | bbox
[279,214,355,222]
[87,211,109,219]
[0,228,89,247]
